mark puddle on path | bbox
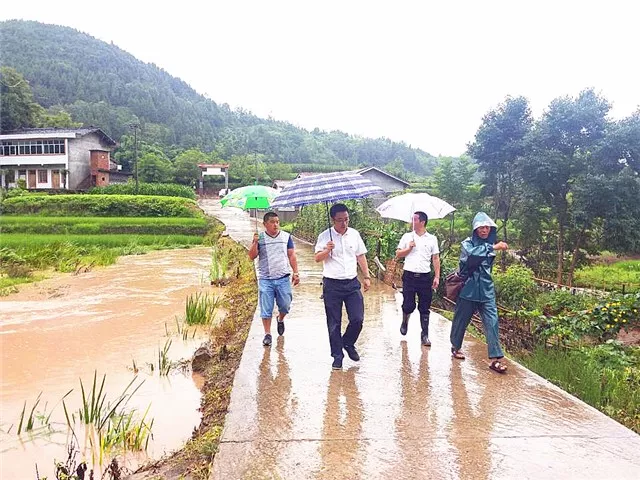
[0,247,220,478]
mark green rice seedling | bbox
[174,315,194,340]
[183,325,192,341]
[99,404,154,453]
[0,216,205,232]
[210,244,231,283]
[77,371,143,430]
[219,248,230,276]
[210,245,221,282]
[574,261,640,293]
[86,248,119,266]
[185,292,221,325]
[14,389,73,436]
[62,397,75,431]
[0,234,203,249]
[158,339,172,376]
[17,392,42,434]
[42,389,73,429]
[0,275,40,296]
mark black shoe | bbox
[262,334,272,346]
[344,346,360,362]
[400,314,409,336]
[332,357,343,370]
[420,316,430,346]
[277,320,285,336]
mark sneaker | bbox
[277,320,285,336]
[332,357,343,370]
[262,334,272,346]
[421,334,431,347]
[344,345,360,361]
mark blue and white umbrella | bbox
[270,171,385,209]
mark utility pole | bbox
[130,123,140,194]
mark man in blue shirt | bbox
[249,212,300,347]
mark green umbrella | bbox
[220,185,279,229]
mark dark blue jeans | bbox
[322,277,364,361]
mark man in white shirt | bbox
[315,204,371,370]
[396,211,440,346]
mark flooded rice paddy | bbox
[0,247,217,478]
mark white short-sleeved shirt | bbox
[315,227,367,279]
[397,231,439,273]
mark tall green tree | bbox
[138,152,174,183]
[432,156,477,207]
[173,149,209,186]
[467,96,533,245]
[265,162,294,182]
[596,110,640,174]
[521,89,611,283]
[228,154,267,185]
[39,106,82,128]
[0,66,43,131]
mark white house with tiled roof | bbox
[0,127,129,190]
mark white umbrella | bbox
[376,192,456,222]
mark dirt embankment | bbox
[127,234,257,480]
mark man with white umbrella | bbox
[395,211,441,345]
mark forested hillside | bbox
[0,20,436,177]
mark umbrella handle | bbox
[326,202,332,241]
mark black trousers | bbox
[402,270,433,316]
[322,277,364,360]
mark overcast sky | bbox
[1,0,638,156]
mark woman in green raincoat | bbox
[450,212,509,373]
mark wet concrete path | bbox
[200,200,640,480]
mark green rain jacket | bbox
[458,212,498,303]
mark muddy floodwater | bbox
[0,247,218,479]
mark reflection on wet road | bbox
[201,200,640,480]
